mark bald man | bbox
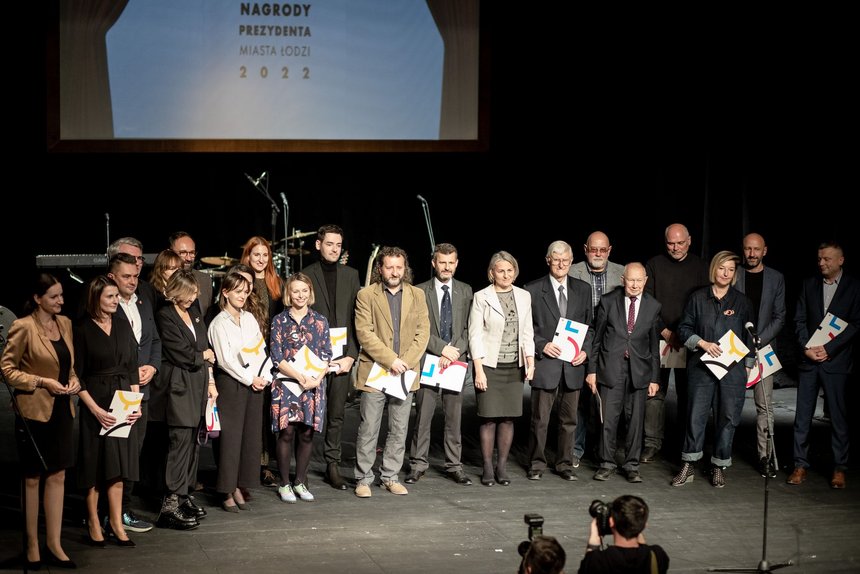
[641,224,709,463]
[569,231,625,465]
[586,263,661,482]
[734,233,785,478]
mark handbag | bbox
[198,397,221,445]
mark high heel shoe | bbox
[84,525,106,548]
[222,499,240,513]
[106,523,136,547]
[495,467,511,486]
[481,469,495,487]
[45,548,77,569]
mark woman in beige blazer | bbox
[1,273,81,568]
[469,251,535,486]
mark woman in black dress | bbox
[75,275,140,546]
[1,273,81,567]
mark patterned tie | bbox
[625,296,637,358]
[558,284,567,317]
[440,285,453,343]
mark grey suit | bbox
[524,275,593,473]
[192,269,213,319]
[568,261,625,301]
[409,278,473,474]
[588,290,661,471]
[735,266,786,459]
[303,261,361,466]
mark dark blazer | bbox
[115,293,162,401]
[525,275,594,390]
[303,262,361,360]
[154,304,209,426]
[416,278,473,361]
[192,269,214,319]
[795,272,860,375]
[588,290,662,389]
[735,266,786,348]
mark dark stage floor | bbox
[1,379,858,573]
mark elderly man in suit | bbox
[525,240,594,481]
[734,233,786,479]
[108,252,162,533]
[407,243,474,486]
[789,240,860,489]
[568,231,625,466]
[587,263,661,483]
[353,247,430,497]
[302,224,361,490]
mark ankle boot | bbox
[671,462,696,487]
[326,462,347,490]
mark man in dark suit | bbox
[108,252,162,532]
[586,263,661,483]
[302,224,361,490]
[735,233,786,479]
[524,241,594,481]
[789,240,860,489]
[406,243,473,486]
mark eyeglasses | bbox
[177,250,197,257]
[549,258,571,266]
[134,256,146,263]
[586,247,610,255]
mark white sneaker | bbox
[293,482,314,501]
[278,484,296,503]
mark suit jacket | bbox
[303,261,361,360]
[416,278,473,361]
[525,275,594,390]
[192,269,214,319]
[469,284,535,369]
[795,272,860,374]
[115,292,162,401]
[588,290,662,389]
[568,261,625,295]
[154,304,210,425]
[735,266,786,348]
[354,282,430,392]
[1,314,77,422]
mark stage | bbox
[0,380,858,573]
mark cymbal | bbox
[287,248,311,256]
[199,268,227,278]
[285,230,317,240]
[201,255,238,266]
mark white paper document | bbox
[551,318,589,363]
[659,340,687,369]
[701,330,749,380]
[100,390,144,438]
[806,312,847,348]
[419,354,467,392]
[365,362,417,400]
[329,327,347,359]
[746,344,783,388]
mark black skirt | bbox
[15,395,74,475]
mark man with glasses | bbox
[569,231,625,466]
[168,231,213,318]
[641,223,708,463]
[524,241,594,481]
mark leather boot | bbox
[156,495,199,530]
[326,462,347,490]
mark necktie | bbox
[625,296,637,358]
[558,284,567,317]
[440,285,453,342]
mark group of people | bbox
[2,222,857,570]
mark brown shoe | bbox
[831,470,846,489]
[786,467,807,485]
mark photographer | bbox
[521,535,566,574]
[578,495,669,574]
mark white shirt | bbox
[550,276,566,309]
[118,293,142,344]
[208,310,265,386]
[434,277,453,317]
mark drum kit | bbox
[198,229,316,279]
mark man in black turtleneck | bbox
[302,224,361,490]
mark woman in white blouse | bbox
[207,273,269,512]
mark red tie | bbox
[625,296,637,358]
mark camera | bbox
[589,500,612,537]
[523,513,544,540]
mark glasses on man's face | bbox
[134,256,146,263]
[549,258,571,266]
[178,250,196,257]
[586,247,609,255]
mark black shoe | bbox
[759,457,777,479]
[527,470,542,481]
[24,557,41,571]
[449,470,472,485]
[405,470,425,484]
[495,468,511,486]
[261,468,278,487]
[45,549,76,569]
[626,470,643,483]
[557,469,578,481]
[325,462,348,490]
[593,468,613,481]
[640,446,659,463]
[156,508,199,531]
[181,498,207,520]
[481,469,495,486]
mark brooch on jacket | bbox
[723,310,735,316]
[195,317,200,323]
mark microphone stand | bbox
[280,193,290,277]
[708,334,792,574]
[417,195,436,258]
[245,172,280,248]
[105,212,110,254]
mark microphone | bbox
[416,194,427,203]
[258,171,267,183]
[280,192,288,205]
[244,173,258,186]
[745,322,760,343]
